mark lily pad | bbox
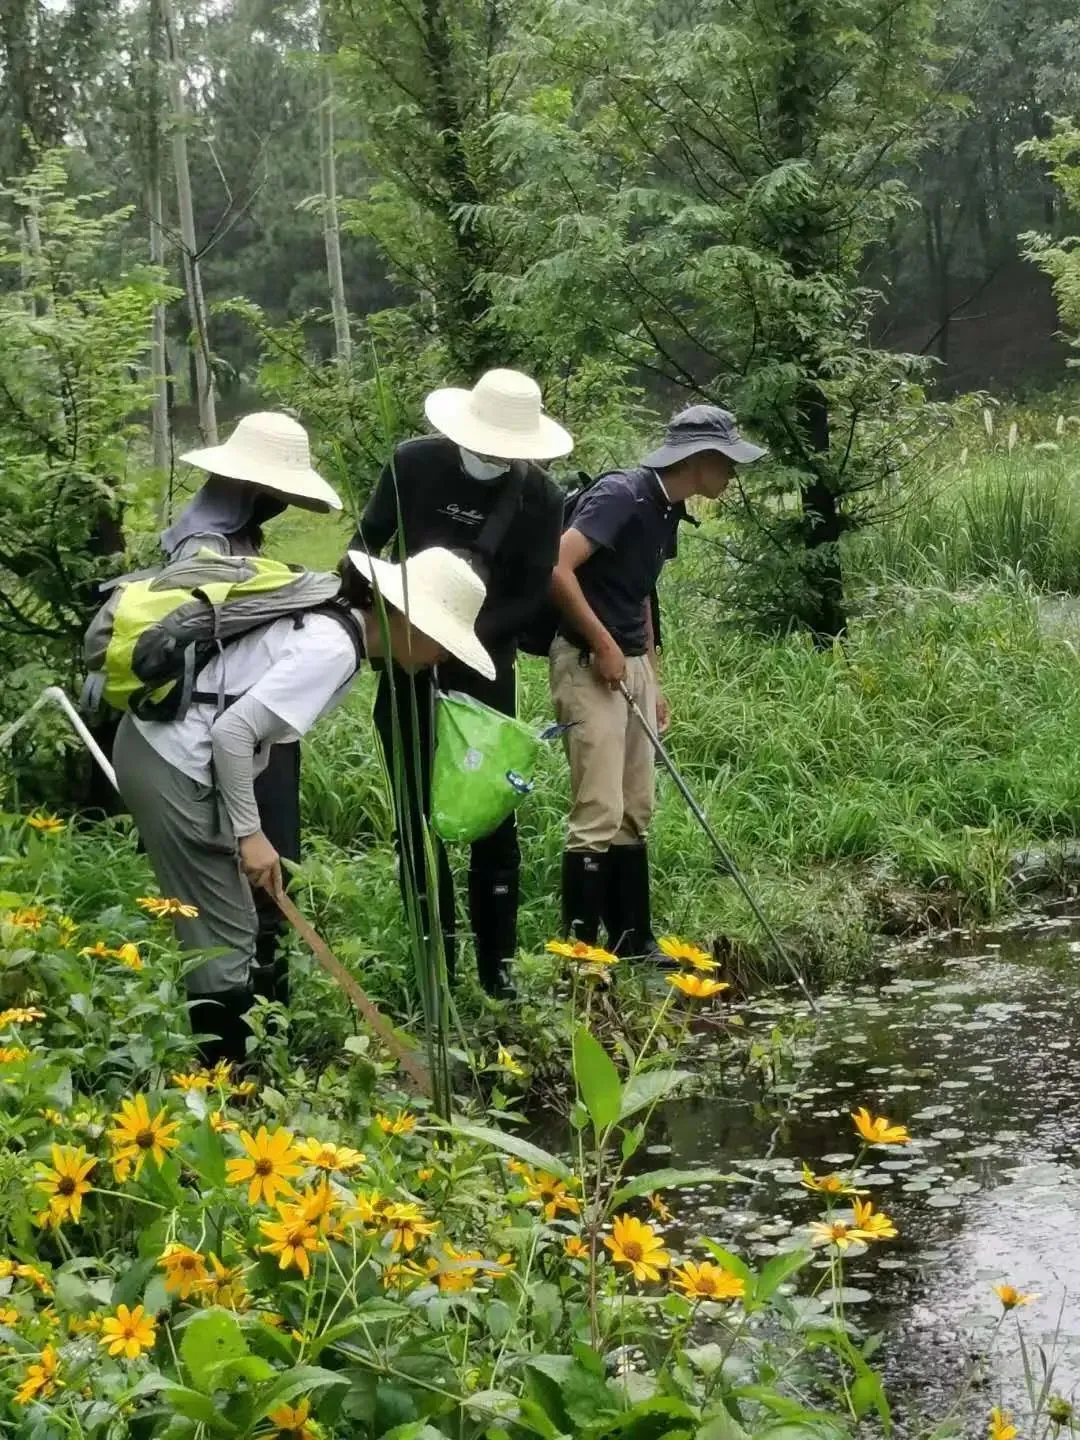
[926,1193,962,1209]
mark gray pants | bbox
[114,714,257,994]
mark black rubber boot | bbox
[251,928,290,1008]
[603,844,662,960]
[561,850,608,945]
[469,867,519,999]
[188,988,254,1069]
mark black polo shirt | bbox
[564,467,685,656]
[354,436,563,665]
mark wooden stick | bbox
[274,891,433,1099]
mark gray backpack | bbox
[82,550,363,721]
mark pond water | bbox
[638,911,1080,1427]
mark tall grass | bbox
[858,425,1080,593]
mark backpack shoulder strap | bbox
[311,597,367,672]
[473,461,527,563]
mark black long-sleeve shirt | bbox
[353,436,563,664]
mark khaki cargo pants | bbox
[550,637,657,852]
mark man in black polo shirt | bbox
[550,405,766,955]
[354,369,571,997]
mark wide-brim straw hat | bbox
[180,412,342,513]
[424,368,574,461]
[346,545,496,681]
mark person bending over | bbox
[112,547,494,1065]
[162,411,342,1008]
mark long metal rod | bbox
[620,681,817,1012]
[0,686,118,791]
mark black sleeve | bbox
[476,478,563,651]
[352,459,401,556]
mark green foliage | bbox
[481,0,948,631]
[0,150,174,684]
[1022,119,1080,359]
[0,812,908,1440]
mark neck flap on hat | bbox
[160,474,260,557]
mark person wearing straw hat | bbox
[113,546,494,1067]
[353,368,572,999]
[551,404,767,959]
[160,412,343,1011]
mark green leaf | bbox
[697,1406,750,1440]
[180,1309,249,1391]
[448,1119,570,1178]
[850,1370,890,1429]
[618,1069,694,1122]
[251,1365,350,1423]
[752,1248,812,1305]
[189,1119,226,1189]
[163,1385,238,1432]
[573,1026,621,1131]
[611,1167,742,1209]
[700,1242,753,1286]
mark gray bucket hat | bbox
[642,404,768,470]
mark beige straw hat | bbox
[424,369,574,461]
[180,412,342,513]
[346,546,496,680]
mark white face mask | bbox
[459,446,510,482]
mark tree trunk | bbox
[420,0,506,374]
[318,30,351,363]
[147,0,171,478]
[774,0,845,639]
[162,0,217,445]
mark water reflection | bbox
[638,915,1080,1414]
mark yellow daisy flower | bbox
[296,1138,366,1173]
[671,1260,745,1301]
[381,1201,437,1253]
[524,1171,581,1220]
[6,906,47,931]
[809,1219,867,1250]
[995,1283,1038,1310]
[375,1111,417,1137]
[564,1235,589,1259]
[657,936,718,970]
[800,1163,862,1196]
[159,1243,208,1298]
[34,1145,95,1225]
[0,1045,30,1063]
[990,1409,1018,1440]
[852,1197,898,1241]
[603,1214,669,1282]
[268,1397,319,1439]
[171,1071,211,1092]
[667,973,730,1000]
[198,1254,248,1311]
[100,1303,156,1360]
[136,896,199,919]
[113,943,143,971]
[225,1127,303,1207]
[27,814,64,835]
[648,1193,673,1222]
[79,941,114,959]
[0,1007,45,1027]
[496,1046,525,1077]
[15,1344,60,1405]
[109,1095,180,1176]
[259,1206,324,1279]
[852,1107,910,1145]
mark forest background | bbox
[6,0,1080,995]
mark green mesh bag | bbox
[431,691,541,843]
